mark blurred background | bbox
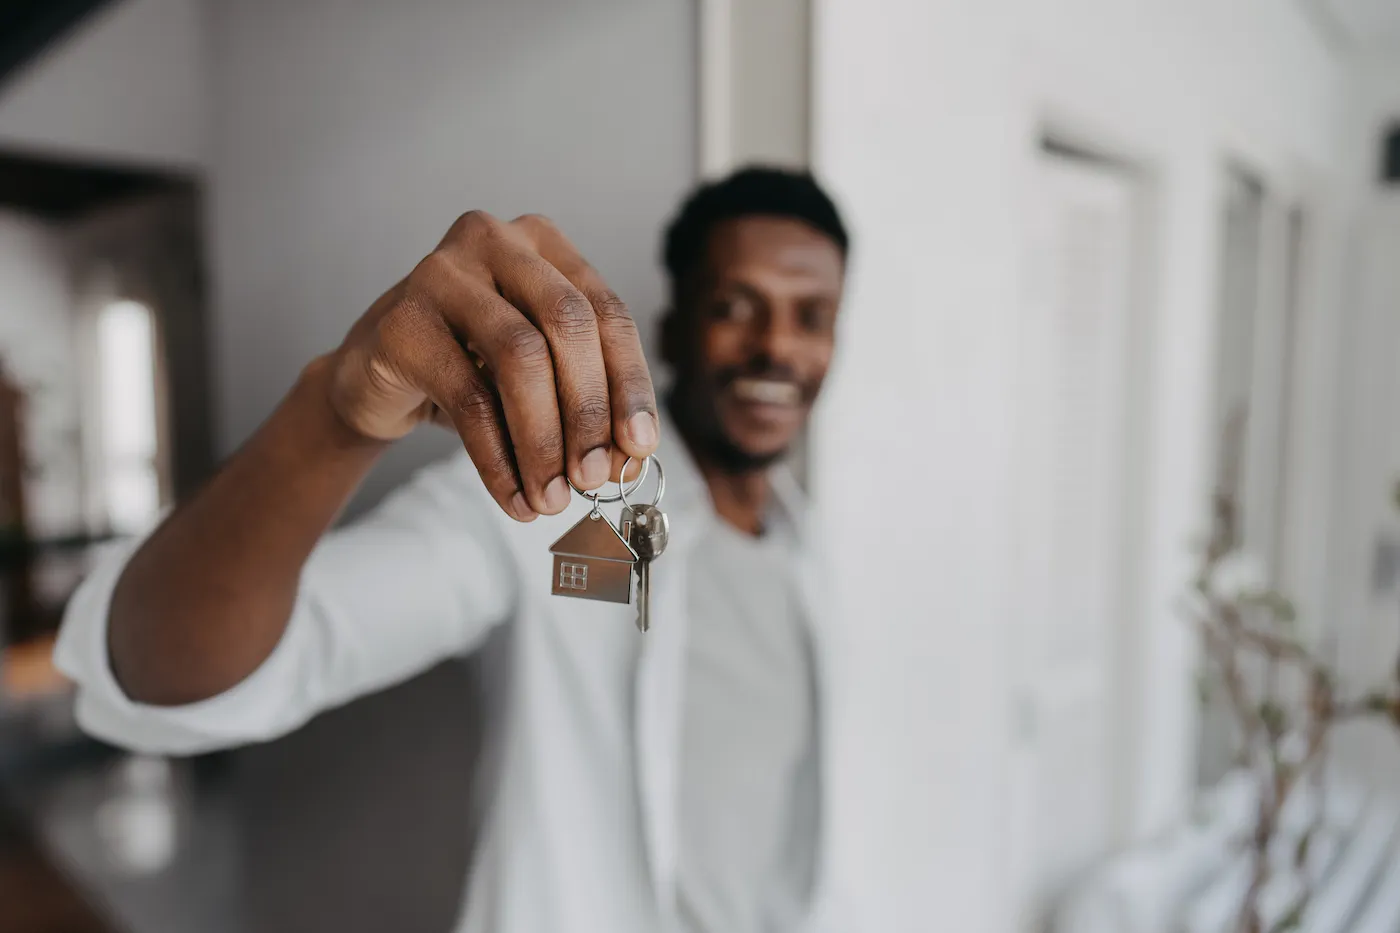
[0,1,1398,931]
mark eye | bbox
[711,293,757,324]
[797,300,833,333]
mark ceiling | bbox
[0,0,113,89]
[1317,0,1400,57]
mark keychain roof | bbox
[549,513,637,563]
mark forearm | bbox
[109,356,388,705]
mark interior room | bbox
[1,1,1399,931]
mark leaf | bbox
[1196,671,1214,706]
[1294,829,1313,868]
[1264,593,1297,624]
[1271,902,1305,932]
[1365,693,1393,715]
[1259,701,1289,738]
[1239,590,1298,628]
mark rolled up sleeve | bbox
[53,454,518,756]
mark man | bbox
[55,168,851,932]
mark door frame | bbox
[1004,138,1155,932]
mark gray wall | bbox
[0,0,207,169]
[207,0,696,507]
[204,3,695,929]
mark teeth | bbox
[732,378,801,405]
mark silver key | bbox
[623,503,669,633]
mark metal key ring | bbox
[618,455,665,510]
[566,455,649,504]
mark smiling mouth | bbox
[730,377,802,407]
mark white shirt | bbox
[679,516,818,933]
[53,421,858,933]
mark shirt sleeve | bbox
[52,453,518,756]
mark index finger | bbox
[510,215,659,460]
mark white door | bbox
[1006,150,1142,930]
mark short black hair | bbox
[661,166,848,294]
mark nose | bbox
[752,305,801,363]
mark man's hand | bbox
[101,211,652,705]
[326,212,659,521]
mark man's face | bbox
[666,215,845,471]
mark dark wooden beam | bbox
[0,0,117,90]
[0,148,192,221]
[1384,123,1400,185]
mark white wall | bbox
[700,0,810,174]
[0,211,84,536]
[1331,61,1400,703]
[205,0,695,504]
[0,0,207,168]
[811,1,1356,928]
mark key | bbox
[623,503,669,633]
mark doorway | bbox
[1196,165,1311,789]
[1007,141,1149,928]
[0,148,212,688]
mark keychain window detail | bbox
[558,562,589,591]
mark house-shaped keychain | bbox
[549,511,637,604]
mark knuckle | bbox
[450,209,498,241]
[485,452,519,486]
[525,429,566,468]
[592,289,632,325]
[450,381,499,422]
[411,249,457,290]
[499,322,551,368]
[474,447,518,490]
[620,372,655,409]
[510,212,555,235]
[569,395,612,434]
[545,290,597,338]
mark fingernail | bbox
[509,492,537,522]
[580,447,610,488]
[544,476,571,513]
[627,412,658,450]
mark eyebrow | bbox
[712,274,836,300]
[712,280,769,302]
